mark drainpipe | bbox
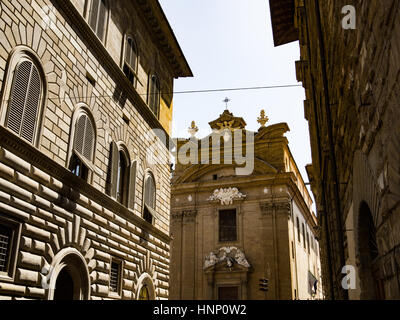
[313,0,348,300]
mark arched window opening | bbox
[116,150,128,205]
[89,0,108,41]
[69,111,96,181]
[148,75,160,118]
[302,223,306,249]
[358,201,384,299]
[106,142,136,209]
[143,172,156,224]
[6,59,42,144]
[123,36,138,85]
[139,285,149,300]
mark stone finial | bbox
[188,121,198,138]
[257,109,269,127]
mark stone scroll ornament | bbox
[208,187,246,205]
[204,247,250,269]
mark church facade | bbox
[0,0,191,300]
[170,110,323,300]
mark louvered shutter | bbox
[21,65,41,143]
[97,0,107,41]
[73,114,94,162]
[89,0,99,32]
[108,141,119,199]
[127,160,137,210]
[6,60,41,144]
[144,174,155,210]
[125,38,137,72]
[83,117,94,161]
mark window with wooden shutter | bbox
[89,0,108,41]
[6,59,42,144]
[70,112,96,180]
[127,160,137,210]
[123,37,138,85]
[143,173,156,224]
[148,75,160,118]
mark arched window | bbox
[123,36,138,85]
[138,285,149,300]
[148,75,160,118]
[69,110,96,181]
[116,150,129,205]
[302,223,306,249]
[5,58,43,145]
[143,172,156,224]
[296,217,300,242]
[106,141,137,209]
[88,0,108,42]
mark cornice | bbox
[260,200,291,219]
[54,0,172,146]
[0,126,172,244]
[136,0,193,78]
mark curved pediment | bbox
[256,122,290,140]
[174,157,278,184]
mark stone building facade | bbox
[0,0,191,300]
[170,110,323,300]
[270,0,400,299]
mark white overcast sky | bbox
[160,0,313,203]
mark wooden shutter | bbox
[125,37,137,71]
[21,65,41,143]
[144,174,155,210]
[6,60,41,144]
[108,141,119,199]
[97,0,107,41]
[89,0,99,32]
[127,160,137,210]
[73,114,95,162]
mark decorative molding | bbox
[260,200,291,219]
[183,210,197,221]
[204,247,250,270]
[208,188,246,205]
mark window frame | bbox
[115,146,130,206]
[0,215,21,282]
[86,0,109,43]
[109,257,122,298]
[122,34,139,87]
[147,74,161,119]
[218,209,238,243]
[0,48,47,148]
[142,171,156,225]
[67,105,97,183]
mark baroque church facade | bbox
[0,0,191,299]
[170,110,323,300]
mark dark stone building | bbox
[270,0,400,299]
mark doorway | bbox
[358,201,385,299]
[54,268,74,300]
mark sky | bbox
[159,0,313,203]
